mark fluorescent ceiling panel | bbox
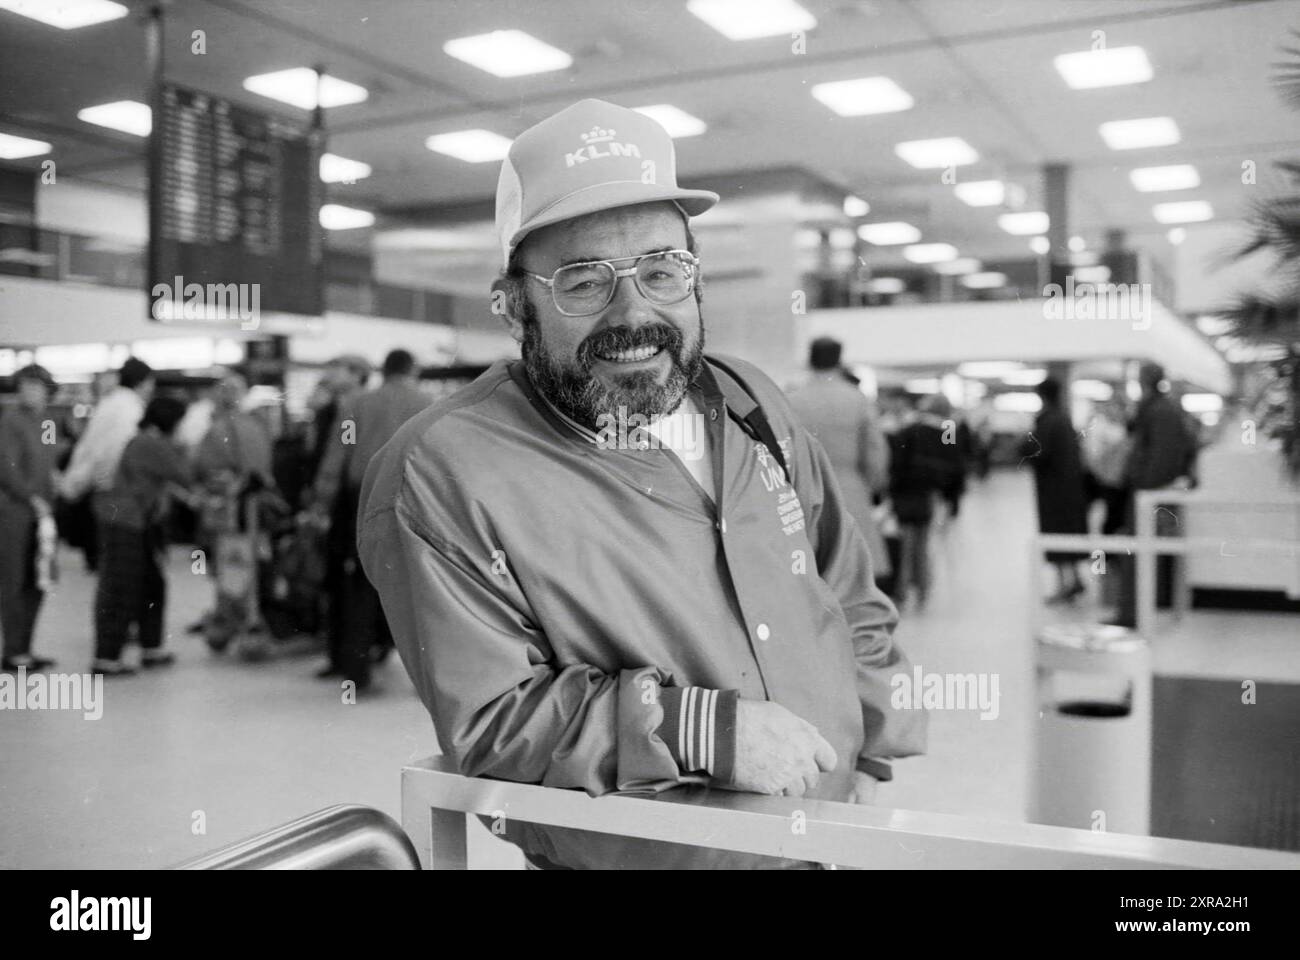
[954,180,1004,206]
[1099,116,1180,150]
[0,0,126,29]
[243,68,368,110]
[1129,164,1200,192]
[320,153,372,183]
[633,104,707,138]
[811,76,913,116]
[999,211,1050,235]
[1054,46,1153,89]
[857,221,921,245]
[895,137,978,169]
[443,30,572,77]
[77,100,151,136]
[0,132,51,158]
[425,129,514,163]
[687,0,816,40]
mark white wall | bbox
[0,276,515,368]
[800,297,1231,394]
[35,178,147,244]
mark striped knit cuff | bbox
[856,757,894,782]
[657,686,738,783]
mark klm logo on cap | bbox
[565,126,642,168]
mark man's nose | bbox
[601,270,659,327]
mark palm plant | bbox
[1218,29,1300,477]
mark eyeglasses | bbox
[524,249,700,317]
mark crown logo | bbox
[581,126,616,144]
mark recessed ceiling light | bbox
[320,153,372,184]
[0,132,51,158]
[903,243,958,264]
[1167,227,1187,245]
[1099,116,1180,150]
[843,195,870,217]
[1153,200,1213,224]
[243,68,368,110]
[443,29,572,78]
[1129,164,1200,192]
[1068,236,1086,252]
[961,272,1007,289]
[0,0,127,29]
[425,129,514,163]
[633,104,707,138]
[77,100,151,136]
[935,258,981,276]
[1029,236,1051,255]
[857,221,921,245]
[1073,379,1115,401]
[894,137,979,169]
[320,204,374,230]
[687,0,816,40]
[811,77,913,116]
[954,180,1004,206]
[867,277,906,295]
[999,211,1050,235]
[1054,46,1153,89]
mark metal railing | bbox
[1031,489,1300,637]
[400,755,1299,870]
[174,804,420,870]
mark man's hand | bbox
[728,699,838,797]
[847,770,879,805]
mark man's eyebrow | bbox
[556,246,678,267]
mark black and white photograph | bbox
[0,0,1296,918]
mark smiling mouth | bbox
[594,344,666,364]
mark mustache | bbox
[577,323,683,367]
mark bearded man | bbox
[358,99,925,870]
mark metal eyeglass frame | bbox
[523,249,700,317]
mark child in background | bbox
[92,396,193,675]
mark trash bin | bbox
[1031,623,1151,835]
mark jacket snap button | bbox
[756,623,770,641]
[710,408,718,421]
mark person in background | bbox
[173,380,218,458]
[888,394,962,608]
[1111,362,1197,628]
[1081,398,1130,535]
[59,357,156,571]
[0,364,60,671]
[787,337,892,585]
[1023,378,1088,604]
[312,348,430,688]
[939,415,973,519]
[92,396,193,676]
[305,354,371,486]
[193,368,274,494]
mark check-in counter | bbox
[1184,444,1300,599]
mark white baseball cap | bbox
[495,99,719,268]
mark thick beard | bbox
[520,298,705,428]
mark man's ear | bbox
[490,279,524,344]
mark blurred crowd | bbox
[0,338,1210,683]
[0,350,434,688]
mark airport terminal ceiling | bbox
[0,0,1296,272]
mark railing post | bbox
[1135,492,1156,638]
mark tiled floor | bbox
[1,468,1294,868]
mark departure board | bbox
[149,83,323,318]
